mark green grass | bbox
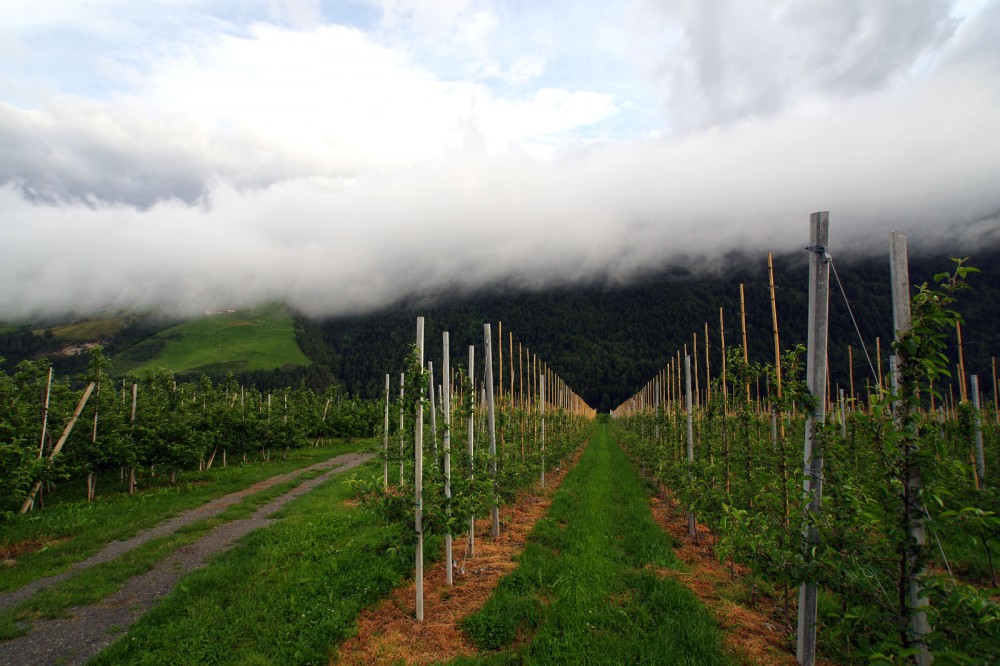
[112,302,309,375]
[90,460,416,665]
[0,441,365,592]
[455,422,732,665]
[0,472,327,640]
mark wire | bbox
[829,258,882,392]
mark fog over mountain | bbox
[1,1,998,320]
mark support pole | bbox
[383,374,390,490]
[890,230,932,665]
[797,212,830,666]
[415,317,425,621]
[685,354,696,538]
[971,375,985,485]
[467,345,476,557]
[443,332,453,585]
[484,324,500,538]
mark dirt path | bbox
[0,450,369,613]
[0,452,373,666]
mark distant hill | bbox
[2,249,998,413]
[111,303,310,375]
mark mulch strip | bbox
[336,453,581,665]
[647,487,803,666]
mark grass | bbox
[112,302,309,375]
[0,440,366,592]
[90,460,416,665]
[0,472,326,641]
[455,422,732,665]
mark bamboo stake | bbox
[849,345,855,408]
[720,307,727,409]
[705,322,711,406]
[957,321,968,402]
[21,382,96,514]
[768,252,783,398]
[741,283,751,402]
[693,333,700,409]
[876,337,884,393]
[38,367,52,459]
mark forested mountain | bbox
[302,248,1000,412]
[2,248,997,412]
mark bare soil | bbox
[336,454,580,665]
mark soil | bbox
[336,454,580,665]
[0,451,373,666]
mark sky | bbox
[1,0,998,319]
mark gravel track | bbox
[0,452,373,666]
[0,451,367,613]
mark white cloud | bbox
[0,1,998,319]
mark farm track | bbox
[0,450,368,612]
[0,451,373,666]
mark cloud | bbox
[630,0,958,130]
[2,45,998,319]
[0,23,618,206]
[0,1,998,320]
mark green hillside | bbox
[113,303,310,376]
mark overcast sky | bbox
[1,0,998,319]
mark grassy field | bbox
[91,458,416,665]
[457,422,733,665]
[113,302,310,375]
[0,440,366,594]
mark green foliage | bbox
[613,259,1000,664]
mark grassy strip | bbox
[0,440,366,592]
[90,460,418,665]
[0,472,327,641]
[456,422,732,665]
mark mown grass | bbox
[455,422,733,665]
[113,302,309,375]
[0,440,364,592]
[0,472,326,641]
[91,460,417,665]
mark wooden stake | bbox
[704,322,711,406]
[848,345,855,408]
[20,382,96,514]
[720,307,727,409]
[768,253,783,399]
[956,321,968,402]
[740,283,750,402]
[38,367,52,459]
